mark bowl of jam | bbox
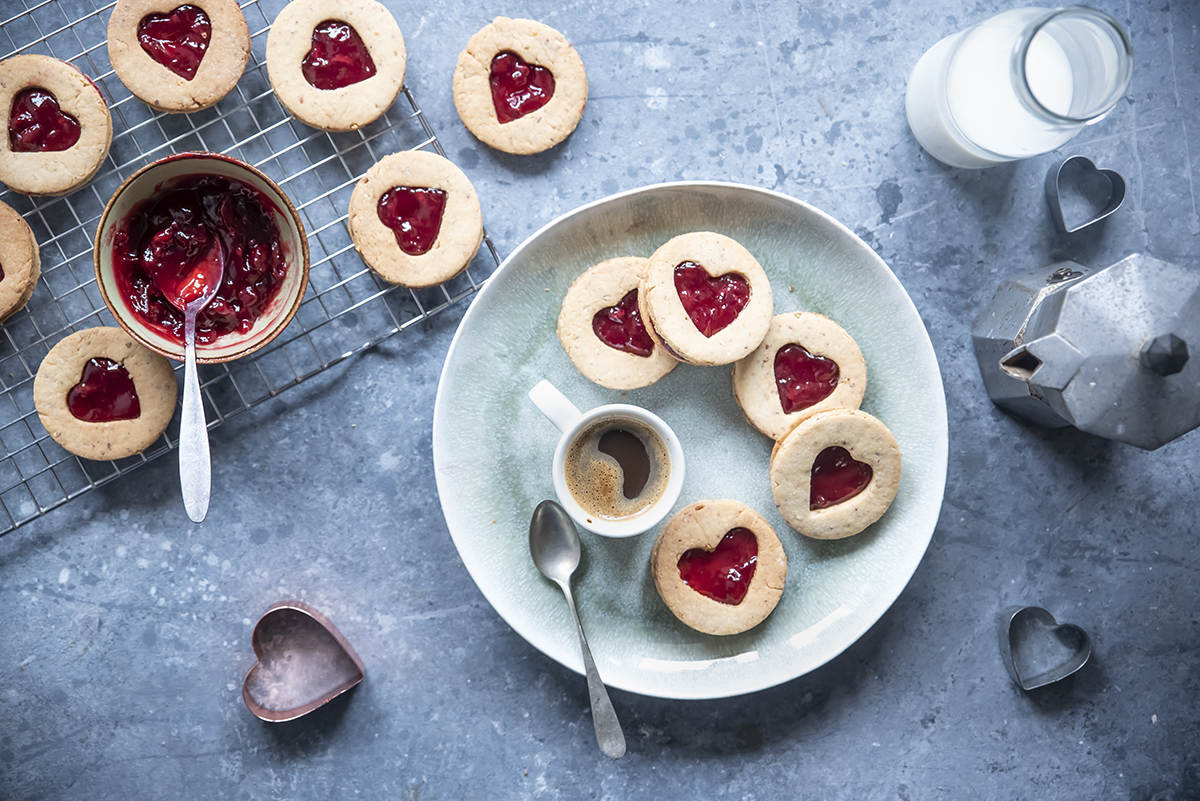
[94,152,309,363]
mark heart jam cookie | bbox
[453,17,587,155]
[640,232,773,366]
[34,327,177,461]
[769,408,901,540]
[557,256,678,390]
[0,200,41,321]
[0,55,112,196]
[733,312,867,440]
[348,150,482,288]
[651,499,787,636]
[107,0,250,113]
[266,0,405,132]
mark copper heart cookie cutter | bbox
[998,606,1092,691]
[242,600,366,722]
[1044,155,1126,234]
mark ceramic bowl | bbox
[94,152,309,363]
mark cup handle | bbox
[529,380,583,433]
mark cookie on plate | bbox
[452,17,587,155]
[0,55,113,196]
[0,200,40,322]
[34,327,177,461]
[266,0,406,132]
[107,0,251,113]
[651,499,787,636]
[557,257,678,390]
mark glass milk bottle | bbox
[906,6,1133,168]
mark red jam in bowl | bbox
[8,88,81,152]
[592,289,654,357]
[137,4,212,81]
[376,186,445,255]
[67,357,141,422]
[489,51,554,124]
[111,174,289,347]
[302,20,376,90]
[677,527,758,605]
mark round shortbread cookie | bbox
[732,312,867,440]
[107,0,251,113]
[0,200,40,322]
[34,327,177,461]
[0,55,113,196]
[557,257,678,390]
[348,149,483,288]
[651,499,787,636]
[452,17,587,155]
[266,0,406,132]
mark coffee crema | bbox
[564,415,671,521]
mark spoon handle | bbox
[179,332,210,523]
[559,580,626,759]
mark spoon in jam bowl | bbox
[529,500,626,759]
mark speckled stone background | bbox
[2,0,1198,799]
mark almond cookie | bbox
[770,408,901,540]
[107,0,251,113]
[0,55,113,196]
[732,312,867,440]
[266,0,406,132]
[34,327,177,461]
[348,149,482,288]
[452,17,587,155]
[640,232,772,366]
[651,499,787,636]
[557,257,678,390]
[0,200,40,321]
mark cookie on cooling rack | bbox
[0,200,40,322]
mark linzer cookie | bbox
[34,327,178,461]
[452,17,587,155]
[107,0,251,113]
[0,200,40,322]
[348,150,483,287]
[266,0,406,131]
[0,55,112,196]
[557,257,678,390]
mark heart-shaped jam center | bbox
[66,358,140,423]
[677,527,758,605]
[138,4,211,81]
[302,20,376,90]
[592,289,654,357]
[8,88,81,153]
[775,344,839,414]
[376,186,446,255]
[810,446,872,510]
[673,261,750,338]
[489,51,555,124]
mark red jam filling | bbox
[489,51,555,124]
[592,289,654,357]
[673,261,750,338]
[302,20,376,90]
[810,446,873,510]
[376,186,446,255]
[66,358,140,423]
[677,527,758,605]
[8,88,81,153]
[0,262,5,282]
[137,5,211,81]
[775,344,840,414]
[111,174,289,346]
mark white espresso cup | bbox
[528,380,685,538]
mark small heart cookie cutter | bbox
[1045,155,1126,234]
[998,606,1092,690]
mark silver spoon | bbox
[529,500,626,759]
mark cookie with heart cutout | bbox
[107,0,251,113]
[34,327,178,461]
[769,407,901,540]
[0,199,40,322]
[651,499,787,636]
[557,256,679,390]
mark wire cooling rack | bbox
[0,0,499,536]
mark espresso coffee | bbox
[564,415,672,521]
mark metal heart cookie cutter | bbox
[998,606,1092,691]
[1045,155,1126,234]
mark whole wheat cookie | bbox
[651,499,787,636]
[34,327,177,461]
[348,150,482,288]
[733,312,867,440]
[557,257,678,390]
[452,17,587,155]
[769,408,901,540]
[0,55,113,196]
[266,0,406,132]
[107,0,251,113]
[0,200,40,322]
